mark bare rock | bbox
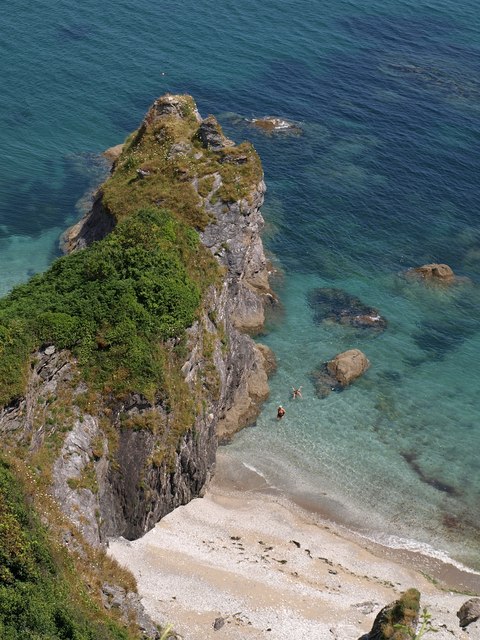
[312,349,370,398]
[197,115,234,151]
[408,263,455,283]
[102,583,161,639]
[327,349,370,386]
[457,597,480,628]
[103,143,124,162]
[249,116,302,135]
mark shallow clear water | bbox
[1,0,480,570]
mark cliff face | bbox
[0,94,274,547]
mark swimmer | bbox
[277,405,286,419]
[292,386,302,399]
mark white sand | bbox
[108,450,479,640]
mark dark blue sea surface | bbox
[1,0,480,571]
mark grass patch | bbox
[0,457,140,640]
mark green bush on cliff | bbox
[0,207,204,404]
[0,458,134,640]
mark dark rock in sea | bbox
[307,288,387,332]
[358,588,420,640]
[457,598,480,628]
[248,116,303,135]
[312,349,370,397]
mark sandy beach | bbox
[108,449,480,640]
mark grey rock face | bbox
[61,190,115,253]
[197,115,234,151]
[102,582,162,639]
[3,94,274,548]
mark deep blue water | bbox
[2,0,480,571]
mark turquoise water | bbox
[2,0,480,571]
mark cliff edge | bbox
[0,95,275,637]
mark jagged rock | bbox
[61,190,115,253]
[148,94,201,123]
[457,597,480,628]
[308,288,387,331]
[101,583,161,639]
[197,115,234,151]
[358,588,420,640]
[407,263,455,283]
[312,349,370,397]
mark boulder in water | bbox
[248,116,302,135]
[312,348,370,397]
[407,263,455,283]
[327,349,370,386]
[307,288,387,332]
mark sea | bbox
[2,0,480,574]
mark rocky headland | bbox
[0,94,276,638]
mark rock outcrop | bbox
[358,588,420,640]
[457,597,480,628]
[0,94,275,547]
[249,116,302,135]
[312,348,370,397]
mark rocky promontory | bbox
[0,94,275,638]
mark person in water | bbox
[277,405,286,419]
[292,386,302,399]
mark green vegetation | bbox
[0,208,208,405]
[395,608,438,639]
[381,588,421,639]
[102,96,262,226]
[0,458,139,640]
[0,94,264,639]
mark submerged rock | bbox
[248,116,302,135]
[312,349,370,397]
[407,263,455,284]
[307,288,387,332]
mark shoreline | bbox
[214,448,480,595]
[108,448,480,640]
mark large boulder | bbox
[311,349,370,397]
[457,598,480,628]
[327,349,370,387]
[408,263,455,283]
[358,588,420,640]
[308,287,387,332]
